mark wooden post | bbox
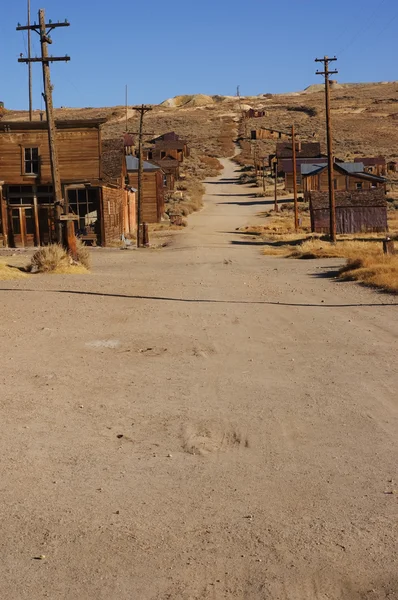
[27,0,33,121]
[383,238,395,255]
[39,9,63,244]
[262,158,266,194]
[316,56,338,243]
[274,160,279,212]
[292,124,299,231]
[0,186,8,248]
[133,104,153,247]
[17,11,70,247]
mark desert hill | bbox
[4,81,398,164]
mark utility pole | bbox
[262,157,266,194]
[315,55,338,242]
[132,105,153,247]
[274,159,279,212]
[27,0,33,120]
[292,124,299,231]
[18,10,71,247]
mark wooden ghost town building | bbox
[0,118,189,248]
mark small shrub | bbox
[30,244,69,273]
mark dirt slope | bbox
[5,81,398,161]
[0,160,397,599]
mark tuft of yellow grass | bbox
[29,244,89,274]
[288,239,382,260]
[339,254,398,293]
[0,261,28,281]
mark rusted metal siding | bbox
[309,189,388,234]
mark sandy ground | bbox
[0,160,398,600]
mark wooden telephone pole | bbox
[18,10,70,246]
[132,105,153,247]
[274,158,279,212]
[27,0,33,120]
[315,55,338,242]
[291,124,299,231]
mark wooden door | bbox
[9,207,36,247]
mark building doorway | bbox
[9,206,36,247]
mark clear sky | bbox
[1,0,397,110]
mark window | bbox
[160,151,166,159]
[24,147,39,175]
[356,182,363,190]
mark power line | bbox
[335,0,387,53]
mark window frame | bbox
[21,145,41,177]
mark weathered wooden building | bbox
[251,128,289,141]
[282,157,329,192]
[354,156,386,177]
[125,156,165,223]
[276,141,322,161]
[156,158,180,190]
[302,162,387,234]
[149,132,189,162]
[244,109,266,119]
[0,120,133,248]
[302,162,386,195]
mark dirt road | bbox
[1,159,397,599]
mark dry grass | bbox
[0,261,28,281]
[198,155,223,175]
[288,239,382,259]
[75,239,91,269]
[29,244,89,274]
[340,254,398,293]
[261,235,398,294]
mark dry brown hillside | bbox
[5,81,398,165]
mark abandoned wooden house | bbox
[148,132,190,163]
[244,109,266,119]
[251,128,289,141]
[354,156,386,177]
[302,162,387,234]
[276,141,322,161]
[302,161,386,195]
[156,158,180,190]
[282,157,329,192]
[125,156,165,223]
[0,119,134,248]
[270,141,324,178]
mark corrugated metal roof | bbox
[301,163,327,176]
[125,156,160,171]
[338,162,364,174]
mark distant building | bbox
[125,156,165,223]
[354,156,386,177]
[244,109,266,119]
[251,128,289,141]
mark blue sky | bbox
[0,0,397,110]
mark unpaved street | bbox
[0,159,398,599]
